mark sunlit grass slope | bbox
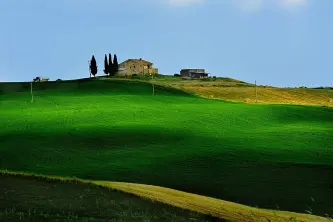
[139,74,333,107]
[182,85,333,107]
[1,79,333,217]
[1,172,218,222]
[2,171,332,222]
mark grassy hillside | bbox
[3,76,332,107]
[2,171,331,222]
[145,75,333,107]
[1,172,219,222]
[1,79,333,218]
[183,86,333,107]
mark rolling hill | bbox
[1,77,333,220]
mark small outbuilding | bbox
[180,69,209,79]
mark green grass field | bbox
[1,78,333,218]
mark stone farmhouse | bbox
[180,69,209,79]
[117,58,158,76]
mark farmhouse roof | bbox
[121,58,153,65]
[181,68,205,70]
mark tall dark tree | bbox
[108,53,113,76]
[103,54,109,75]
[90,55,98,77]
[113,54,119,75]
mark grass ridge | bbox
[1,170,332,222]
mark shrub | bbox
[174,74,180,77]
[33,77,41,82]
[131,74,140,79]
[244,98,251,103]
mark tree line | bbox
[89,53,119,78]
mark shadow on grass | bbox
[263,103,333,124]
[0,174,222,221]
[1,125,333,217]
[0,79,195,97]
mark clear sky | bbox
[0,0,332,87]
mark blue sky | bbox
[0,0,332,87]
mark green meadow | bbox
[1,79,333,217]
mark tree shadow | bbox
[0,79,194,97]
[263,103,333,125]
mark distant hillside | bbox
[149,75,333,107]
[97,74,333,107]
[1,76,332,107]
[0,78,191,97]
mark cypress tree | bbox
[90,55,98,77]
[103,54,109,75]
[108,53,113,76]
[113,54,119,75]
